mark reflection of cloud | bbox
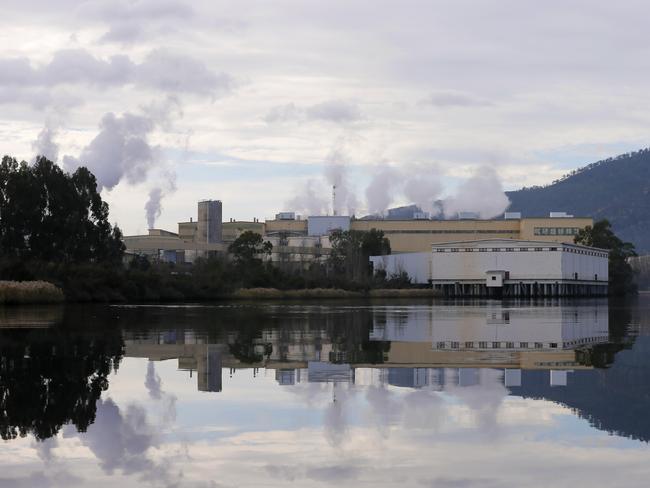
[323,385,350,447]
[418,476,501,488]
[365,386,403,438]
[145,361,162,399]
[0,470,82,488]
[144,361,177,424]
[265,463,362,483]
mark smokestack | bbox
[332,185,337,216]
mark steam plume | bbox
[324,148,358,215]
[442,166,510,219]
[365,165,399,215]
[32,121,59,162]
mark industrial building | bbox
[370,238,609,297]
[124,199,594,268]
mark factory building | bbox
[123,199,594,268]
[370,239,609,297]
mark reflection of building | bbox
[125,334,225,392]
[122,301,614,392]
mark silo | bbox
[197,200,223,244]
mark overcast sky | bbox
[2,0,649,234]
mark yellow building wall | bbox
[519,217,592,242]
[222,221,265,242]
[351,219,521,253]
[264,219,308,235]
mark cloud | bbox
[0,48,232,98]
[306,100,362,122]
[264,100,362,124]
[422,91,492,108]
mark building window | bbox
[478,341,488,348]
[505,342,514,348]
[436,341,445,349]
[465,341,474,348]
[506,247,514,252]
[492,341,501,348]
[535,247,543,251]
[520,342,529,348]
[479,248,487,252]
[549,343,558,348]
[451,341,459,349]
[550,247,558,251]
[491,276,497,281]
[534,342,543,349]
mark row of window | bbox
[436,341,558,349]
[384,229,518,234]
[435,247,556,252]
[534,227,580,236]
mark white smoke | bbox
[324,148,358,215]
[62,111,158,191]
[32,121,59,162]
[402,164,443,214]
[145,171,177,229]
[63,98,181,228]
[365,165,399,215]
[442,166,510,219]
[286,179,330,216]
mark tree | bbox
[0,156,124,267]
[575,219,637,295]
[228,231,273,265]
[328,229,391,282]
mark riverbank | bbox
[0,281,65,304]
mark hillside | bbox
[506,149,650,252]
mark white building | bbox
[370,239,609,297]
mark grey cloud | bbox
[422,91,492,108]
[137,49,234,96]
[306,99,362,122]
[305,465,362,482]
[265,99,362,124]
[0,48,231,97]
[263,102,301,123]
[79,0,194,23]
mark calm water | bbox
[1,298,650,487]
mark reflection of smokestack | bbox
[332,185,337,216]
[197,200,223,244]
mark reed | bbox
[0,281,65,304]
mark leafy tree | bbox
[0,156,124,267]
[328,229,391,282]
[228,231,273,265]
[575,219,637,295]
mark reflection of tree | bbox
[0,326,123,441]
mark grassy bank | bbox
[230,287,442,300]
[0,281,65,304]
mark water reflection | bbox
[1,299,649,487]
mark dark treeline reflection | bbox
[0,299,647,443]
[0,308,124,441]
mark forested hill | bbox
[506,148,650,252]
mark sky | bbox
[2,0,650,234]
